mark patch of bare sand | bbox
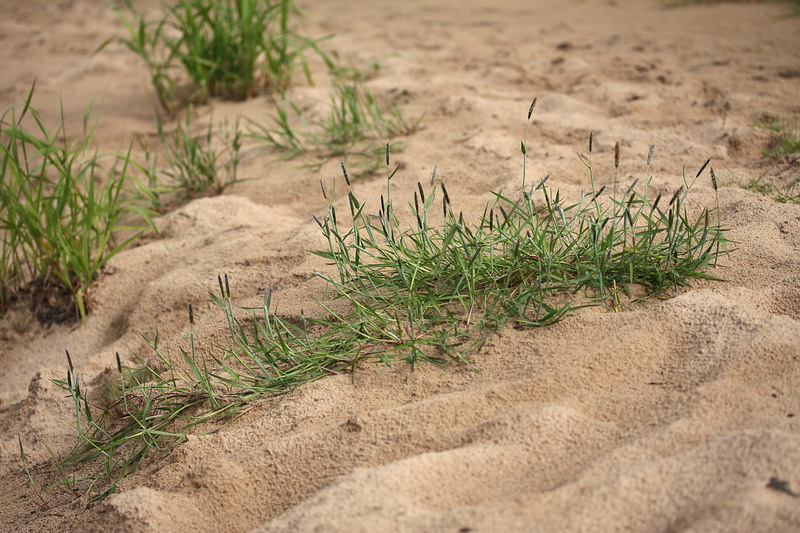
[1,0,798,531]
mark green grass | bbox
[45,100,731,501]
[755,116,800,160]
[250,78,420,175]
[158,110,245,201]
[0,84,154,322]
[102,0,333,111]
[744,174,800,204]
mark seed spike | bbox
[647,144,655,166]
[441,182,451,205]
[614,141,620,168]
[67,370,72,390]
[535,174,550,191]
[710,167,718,191]
[414,191,420,216]
[588,131,594,153]
[319,179,327,200]
[653,193,662,211]
[188,303,194,325]
[417,182,425,204]
[224,273,230,299]
[591,185,606,202]
[625,178,639,195]
[430,164,438,186]
[489,208,494,231]
[265,288,273,313]
[217,274,224,298]
[115,352,122,374]
[669,185,684,207]
[385,143,390,166]
[340,161,350,186]
[65,349,73,372]
[695,158,711,179]
[527,97,537,120]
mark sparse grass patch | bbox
[0,85,154,322]
[47,100,730,501]
[250,79,420,175]
[744,174,800,204]
[755,116,800,160]
[103,0,333,111]
[158,110,245,201]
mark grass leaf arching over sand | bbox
[52,101,732,501]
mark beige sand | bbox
[1,0,799,531]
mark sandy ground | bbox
[1,0,799,531]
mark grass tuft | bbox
[249,77,420,175]
[101,0,334,111]
[0,83,154,322]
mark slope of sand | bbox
[1,0,799,531]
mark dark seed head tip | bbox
[527,97,537,120]
[696,158,711,179]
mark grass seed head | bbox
[341,161,350,186]
[626,177,639,195]
[218,274,225,298]
[528,98,537,120]
[695,158,711,179]
[188,303,194,325]
[614,141,620,168]
[589,131,594,153]
[115,352,122,374]
[647,144,655,166]
[441,182,451,205]
[710,167,718,191]
[431,164,438,186]
[535,174,550,191]
[65,349,73,372]
[669,185,684,207]
[224,273,230,298]
[319,179,327,200]
[385,143,390,166]
[417,182,425,204]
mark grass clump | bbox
[744,174,800,204]
[250,79,420,175]
[157,110,244,201]
[49,100,730,500]
[104,0,333,111]
[754,116,800,160]
[0,84,153,322]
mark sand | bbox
[1,0,799,531]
